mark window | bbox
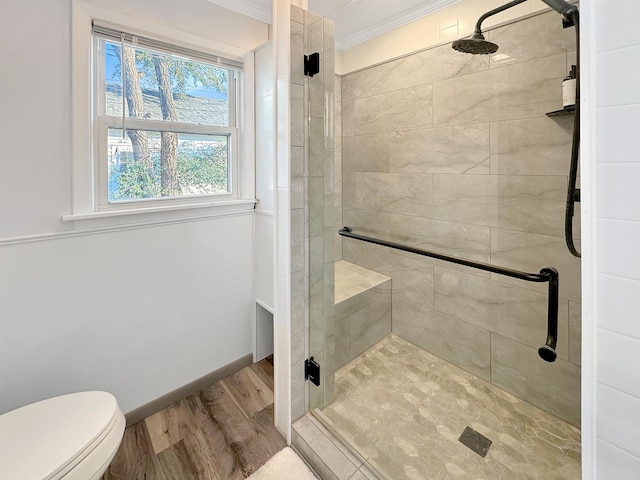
[92,24,242,210]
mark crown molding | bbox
[206,0,272,24]
[336,0,461,50]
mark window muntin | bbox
[93,33,239,209]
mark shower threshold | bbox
[315,334,581,480]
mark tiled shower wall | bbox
[339,10,581,426]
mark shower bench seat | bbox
[334,260,391,370]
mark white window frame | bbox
[66,1,256,224]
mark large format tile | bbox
[390,214,492,264]
[352,172,434,218]
[488,10,575,68]
[389,124,490,174]
[434,174,568,236]
[490,116,574,175]
[354,84,433,135]
[331,14,582,476]
[342,133,390,173]
[393,303,491,380]
[432,54,566,126]
[334,261,391,370]
[491,228,582,302]
[434,174,499,228]
[388,45,490,90]
[350,296,391,361]
[335,260,390,306]
[388,252,435,313]
[342,209,391,241]
[434,266,570,360]
[320,335,581,480]
[342,63,389,103]
[491,334,581,426]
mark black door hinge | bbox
[573,188,581,203]
[305,357,321,386]
[304,52,320,77]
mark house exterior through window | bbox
[92,24,242,210]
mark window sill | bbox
[63,198,257,229]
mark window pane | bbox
[103,40,229,126]
[107,129,230,202]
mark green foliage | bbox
[109,142,228,201]
[109,160,160,201]
[177,143,228,189]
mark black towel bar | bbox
[338,227,559,362]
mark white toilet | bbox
[0,391,125,480]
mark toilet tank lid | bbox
[0,391,122,480]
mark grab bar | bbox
[338,227,559,362]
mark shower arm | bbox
[339,227,560,363]
[473,0,527,37]
[472,0,577,37]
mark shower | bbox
[296,4,583,479]
[453,0,582,258]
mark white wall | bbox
[0,0,267,415]
[582,0,640,477]
[0,217,253,414]
[254,43,276,312]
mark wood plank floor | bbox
[102,357,286,480]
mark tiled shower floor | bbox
[319,334,581,480]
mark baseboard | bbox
[124,353,254,426]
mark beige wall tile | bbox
[434,174,568,236]
[491,334,581,426]
[354,84,433,135]
[434,174,499,227]
[342,133,390,173]
[491,228,582,302]
[352,172,434,218]
[393,303,491,381]
[342,63,389,103]
[390,124,490,174]
[387,46,489,91]
[490,116,573,175]
[350,296,391,359]
[390,214,492,264]
[335,10,581,419]
[489,11,575,68]
[432,54,566,126]
[434,267,570,360]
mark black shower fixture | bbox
[452,0,582,259]
[452,0,527,55]
[452,0,577,55]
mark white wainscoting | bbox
[0,214,253,415]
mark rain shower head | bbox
[451,33,499,55]
[452,0,578,55]
[451,0,526,55]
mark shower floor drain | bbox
[458,426,492,457]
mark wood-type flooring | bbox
[102,357,286,480]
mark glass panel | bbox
[304,10,336,411]
[102,40,229,126]
[107,129,229,201]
